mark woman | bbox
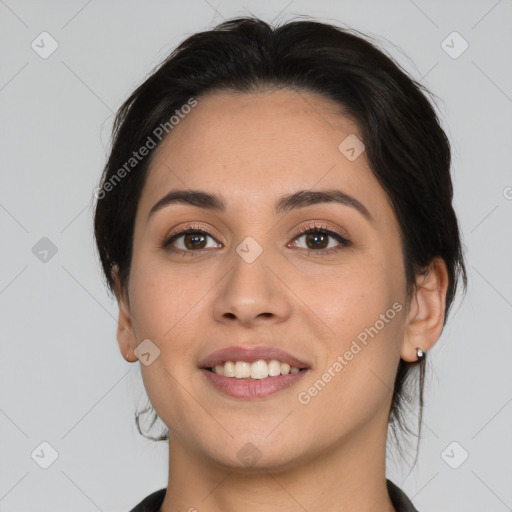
[93,16,466,512]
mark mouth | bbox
[199,345,310,376]
[204,359,308,379]
[198,345,310,399]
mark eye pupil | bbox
[306,232,328,250]
[185,233,207,250]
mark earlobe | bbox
[401,257,449,362]
[112,266,139,363]
[119,325,139,363]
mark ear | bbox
[112,266,138,363]
[401,257,449,362]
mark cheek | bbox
[126,257,205,398]
[294,255,405,421]
[127,252,206,341]
[294,253,403,342]
[126,260,210,433]
[298,316,403,439]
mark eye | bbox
[290,223,351,255]
[161,222,351,256]
[161,225,222,254]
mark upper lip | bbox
[199,345,310,369]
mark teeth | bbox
[268,360,281,376]
[210,359,304,379]
[223,361,235,377]
[235,361,251,379]
[250,360,268,379]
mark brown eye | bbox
[291,225,351,255]
[183,232,208,250]
[303,231,329,250]
[162,228,222,253]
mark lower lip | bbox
[200,368,309,399]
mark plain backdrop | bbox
[1,1,511,511]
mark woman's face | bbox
[118,89,412,470]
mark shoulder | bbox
[386,479,420,512]
[128,488,166,512]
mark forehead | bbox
[138,88,394,223]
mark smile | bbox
[207,359,305,379]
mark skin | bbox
[113,89,449,512]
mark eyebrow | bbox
[147,188,374,223]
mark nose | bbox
[212,247,293,328]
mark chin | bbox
[201,436,306,473]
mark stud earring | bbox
[416,347,425,361]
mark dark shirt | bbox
[128,479,419,511]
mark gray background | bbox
[1,0,511,511]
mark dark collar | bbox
[386,479,420,511]
[129,479,419,511]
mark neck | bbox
[159,411,396,512]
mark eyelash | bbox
[161,222,351,257]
